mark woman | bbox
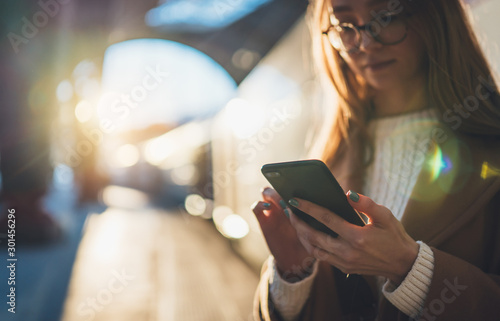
[252,0,500,320]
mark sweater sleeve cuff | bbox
[268,256,319,321]
[382,241,435,318]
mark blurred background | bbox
[0,0,498,320]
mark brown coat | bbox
[254,126,500,320]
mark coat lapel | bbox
[401,126,500,246]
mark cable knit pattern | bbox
[268,256,319,321]
[268,109,438,320]
[383,241,435,318]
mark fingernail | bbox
[288,198,299,207]
[263,202,271,209]
[348,190,359,202]
[284,208,290,218]
[279,199,287,209]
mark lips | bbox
[364,59,396,70]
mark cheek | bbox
[340,53,363,76]
[399,32,427,72]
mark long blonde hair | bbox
[309,0,500,169]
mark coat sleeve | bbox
[416,248,500,321]
[253,260,378,321]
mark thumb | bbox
[346,190,390,224]
[252,201,271,222]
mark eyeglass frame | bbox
[322,10,409,54]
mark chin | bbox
[366,78,396,91]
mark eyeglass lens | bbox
[329,13,407,52]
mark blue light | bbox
[441,155,453,174]
[146,0,273,32]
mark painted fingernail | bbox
[284,208,290,218]
[348,190,359,202]
[288,198,299,207]
[263,202,271,209]
[279,199,287,209]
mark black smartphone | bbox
[261,159,366,237]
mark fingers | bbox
[252,188,290,228]
[346,190,392,224]
[261,187,287,210]
[251,200,271,218]
[289,211,317,246]
[288,198,355,238]
[260,187,291,220]
[289,211,343,257]
[289,212,318,244]
[290,212,365,273]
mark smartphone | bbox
[261,159,366,237]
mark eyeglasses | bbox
[322,11,408,53]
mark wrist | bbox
[389,241,419,285]
[276,257,317,283]
[382,242,435,318]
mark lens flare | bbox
[429,146,452,182]
[481,162,500,180]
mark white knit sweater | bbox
[269,109,438,320]
[364,108,439,220]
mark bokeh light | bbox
[184,194,206,216]
[56,80,74,103]
[221,215,250,239]
[101,185,149,209]
[113,144,140,168]
[75,100,93,123]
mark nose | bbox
[358,29,382,52]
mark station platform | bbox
[0,181,259,321]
